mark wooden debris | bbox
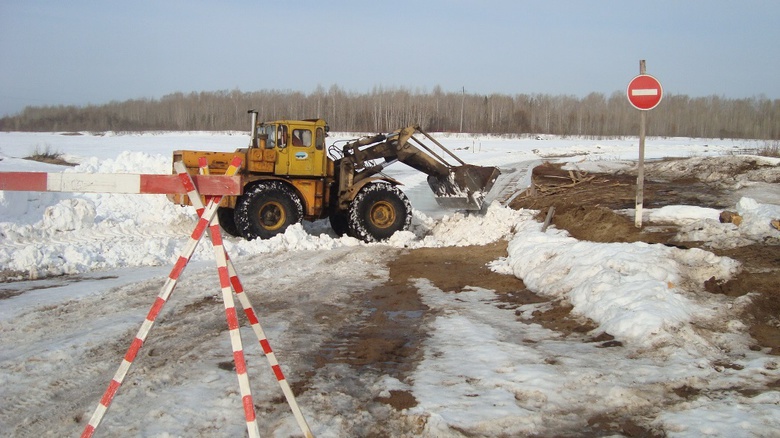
[719,211,743,226]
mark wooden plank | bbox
[0,172,48,191]
[0,172,242,195]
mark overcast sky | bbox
[1,0,778,117]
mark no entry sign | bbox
[627,74,663,110]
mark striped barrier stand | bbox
[195,159,314,438]
[192,158,260,437]
[80,157,243,438]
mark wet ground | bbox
[322,160,779,436]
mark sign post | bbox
[627,60,663,228]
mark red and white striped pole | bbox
[81,157,243,438]
[195,157,261,437]
[0,171,241,195]
[194,159,314,437]
[225,253,315,438]
[209,217,261,437]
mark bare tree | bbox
[1,87,778,140]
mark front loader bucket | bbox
[427,165,501,210]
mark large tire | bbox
[217,207,241,237]
[347,182,412,242]
[234,181,303,240]
[329,210,349,237]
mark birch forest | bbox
[2,86,778,139]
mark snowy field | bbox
[1,130,779,437]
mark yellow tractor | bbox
[170,111,500,242]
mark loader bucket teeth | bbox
[428,165,501,210]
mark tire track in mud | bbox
[0,240,554,436]
[0,277,200,435]
[0,280,244,434]
[0,336,131,437]
[315,274,429,382]
[302,241,540,436]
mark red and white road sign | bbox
[627,74,663,110]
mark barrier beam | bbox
[0,172,242,195]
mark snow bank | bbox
[735,197,780,241]
[645,155,780,186]
[497,225,740,347]
[645,205,721,224]
[670,197,780,248]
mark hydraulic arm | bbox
[336,125,500,210]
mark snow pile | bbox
[0,151,199,277]
[670,197,780,248]
[734,197,780,241]
[390,205,533,248]
[40,198,96,231]
[645,205,721,224]
[0,188,531,279]
[645,155,780,187]
[493,225,740,347]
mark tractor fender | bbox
[343,176,403,204]
[242,176,304,204]
[213,175,291,210]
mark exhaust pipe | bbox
[248,109,259,148]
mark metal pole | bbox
[459,86,465,133]
[636,111,646,228]
[635,60,647,228]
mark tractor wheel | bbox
[347,182,412,242]
[329,209,349,237]
[234,181,303,240]
[217,207,241,237]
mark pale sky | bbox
[1,0,778,117]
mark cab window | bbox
[278,125,288,148]
[292,129,312,147]
[316,127,325,150]
[258,124,276,148]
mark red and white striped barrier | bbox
[82,156,314,438]
[196,158,314,437]
[81,157,244,438]
[0,171,241,195]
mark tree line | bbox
[1,85,778,139]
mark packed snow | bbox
[0,130,779,437]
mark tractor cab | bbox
[248,112,329,178]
